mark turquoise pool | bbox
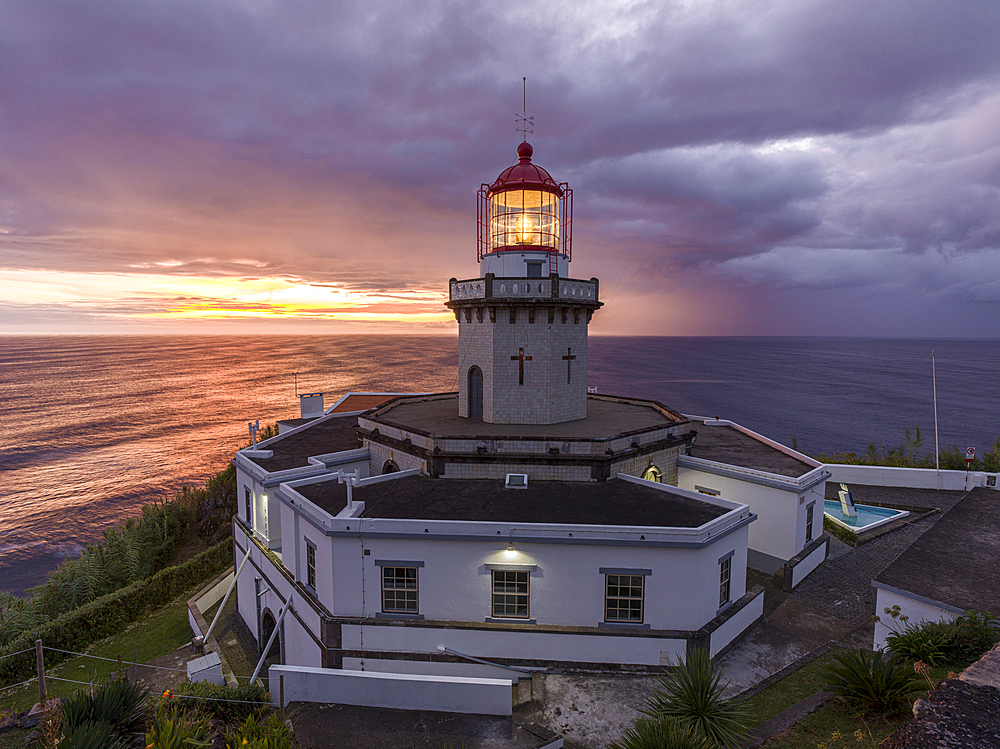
[823,500,909,534]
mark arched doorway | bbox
[383,460,399,475]
[468,366,483,420]
[258,608,282,685]
[642,464,662,483]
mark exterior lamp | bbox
[505,540,516,557]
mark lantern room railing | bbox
[478,183,572,263]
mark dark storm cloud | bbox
[1,0,999,333]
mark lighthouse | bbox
[448,141,602,424]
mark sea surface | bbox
[1,335,997,596]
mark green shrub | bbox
[924,611,999,667]
[645,649,750,748]
[608,716,714,749]
[878,606,946,666]
[823,516,857,545]
[225,711,295,749]
[171,680,270,723]
[56,720,127,749]
[824,648,923,716]
[60,679,148,739]
[0,537,232,687]
[146,702,212,749]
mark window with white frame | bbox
[805,501,815,543]
[244,487,252,526]
[382,566,419,614]
[491,570,529,618]
[605,574,644,623]
[719,553,732,607]
[306,541,316,589]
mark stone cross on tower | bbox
[511,348,532,386]
[562,347,576,384]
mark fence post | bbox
[279,674,285,721]
[35,639,47,705]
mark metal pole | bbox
[251,597,292,683]
[203,545,253,644]
[279,674,285,721]
[35,639,46,704]
[932,350,940,488]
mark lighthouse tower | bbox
[448,141,602,424]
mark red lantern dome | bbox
[478,142,573,268]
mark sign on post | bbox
[966,447,976,463]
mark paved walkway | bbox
[791,485,965,627]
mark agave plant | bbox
[61,679,149,740]
[644,648,750,749]
[824,648,923,715]
[609,715,715,749]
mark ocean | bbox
[1,334,997,596]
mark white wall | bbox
[827,464,998,491]
[342,622,687,668]
[677,466,819,564]
[315,530,747,634]
[709,589,765,658]
[873,585,960,650]
[269,664,513,716]
[233,523,326,670]
[790,538,828,589]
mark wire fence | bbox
[0,647,35,662]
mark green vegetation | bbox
[170,680,270,723]
[643,649,751,748]
[813,426,1000,472]
[0,538,231,688]
[0,465,235,654]
[225,711,296,749]
[823,649,923,716]
[608,716,714,749]
[38,679,150,749]
[145,702,213,749]
[878,605,999,670]
[822,516,857,546]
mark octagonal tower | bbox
[447,142,602,424]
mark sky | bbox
[2,0,999,337]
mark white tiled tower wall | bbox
[458,304,590,424]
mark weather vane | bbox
[515,76,534,140]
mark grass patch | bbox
[741,651,844,726]
[741,648,960,748]
[0,595,191,714]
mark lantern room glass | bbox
[489,189,560,251]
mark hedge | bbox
[0,536,233,687]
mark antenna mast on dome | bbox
[515,77,534,141]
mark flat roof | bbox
[329,393,403,414]
[689,423,814,478]
[874,487,1000,617]
[293,474,730,528]
[248,415,362,473]
[367,394,684,441]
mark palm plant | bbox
[608,715,715,749]
[824,648,923,715]
[644,648,750,749]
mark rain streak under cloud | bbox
[1,0,999,336]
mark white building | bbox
[228,141,829,681]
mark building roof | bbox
[328,393,404,414]
[873,487,1000,617]
[293,474,730,528]
[366,394,685,441]
[248,415,362,473]
[689,422,815,478]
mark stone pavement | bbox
[791,485,965,627]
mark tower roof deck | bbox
[362,393,686,443]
